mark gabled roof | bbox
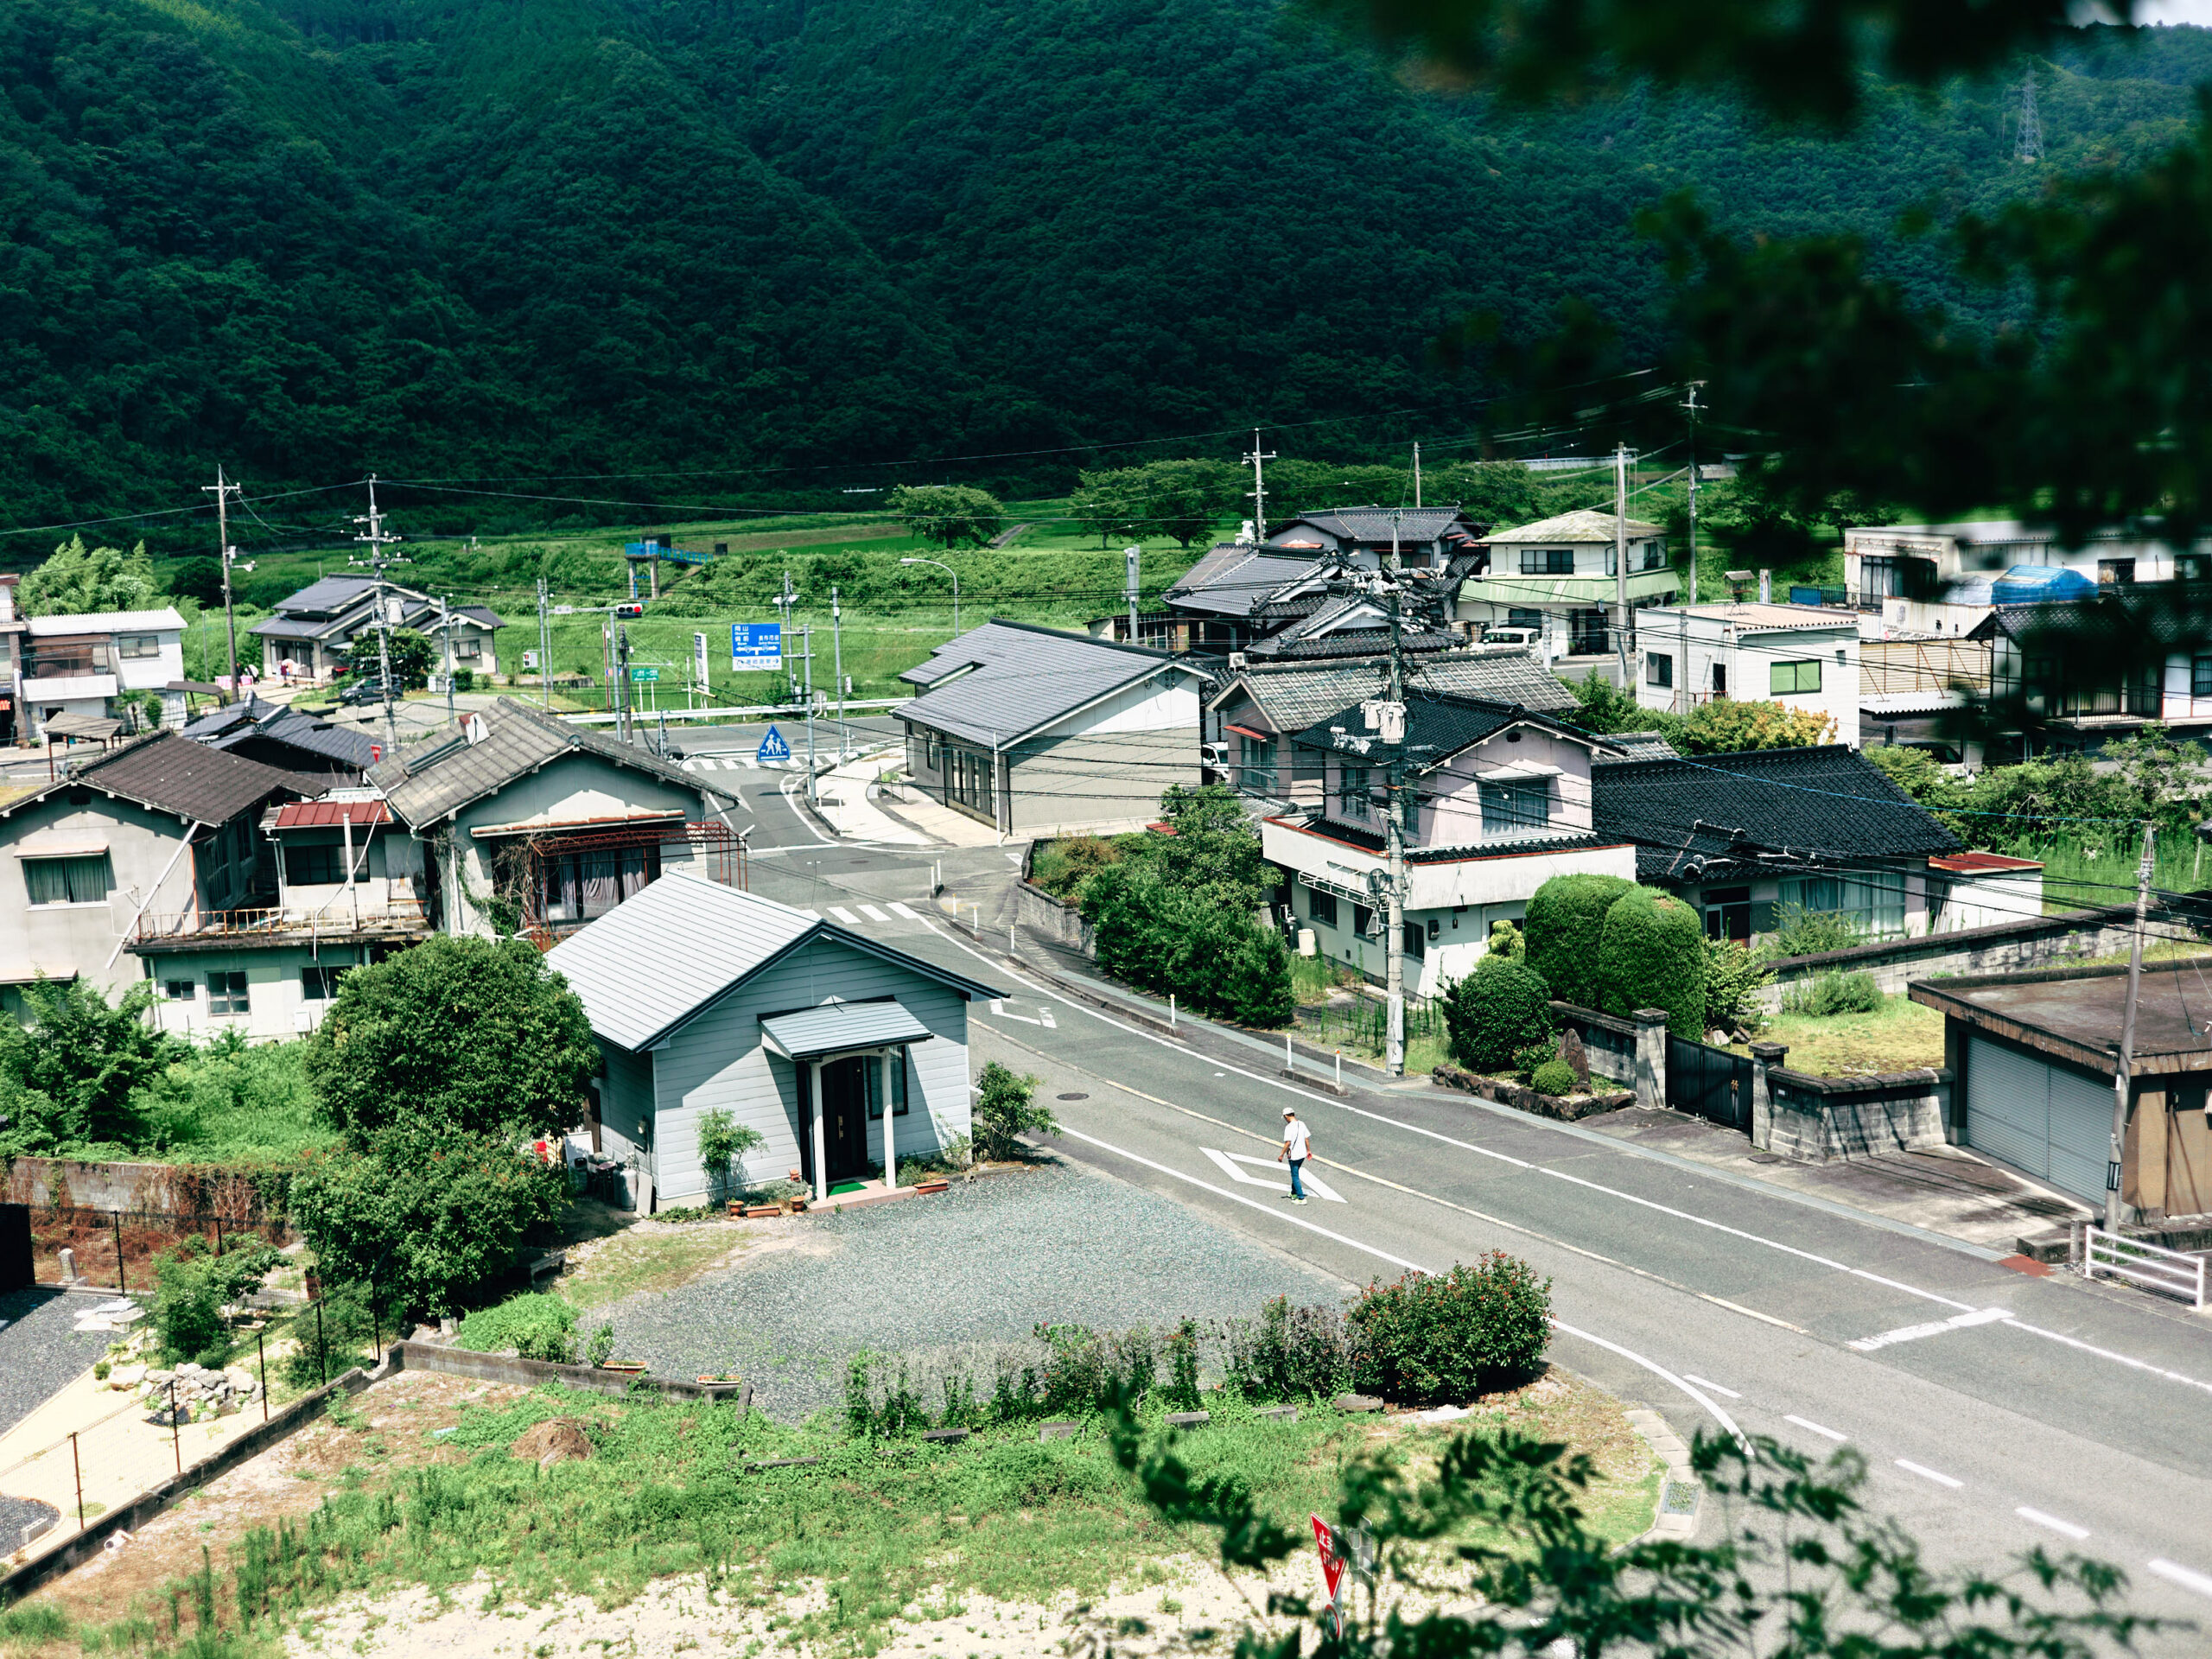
[0,731,311,827]
[1211,649,1575,731]
[1274,508,1484,543]
[369,697,734,828]
[1164,547,1322,620]
[270,576,385,615]
[454,605,506,630]
[895,619,1205,747]
[25,608,186,635]
[1481,509,1665,545]
[544,870,1005,1052]
[1592,744,1962,881]
[1292,690,1616,775]
[182,696,379,769]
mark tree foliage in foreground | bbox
[1112,1409,2159,1656]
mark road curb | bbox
[1622,1405,1701,1544]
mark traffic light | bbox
[613,602,645,619]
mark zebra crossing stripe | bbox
[888,903,921,920]
[859,905,889,922]
[828,906,860,924]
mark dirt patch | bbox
[556,1214,833,1311]
[509,1419,591,1467]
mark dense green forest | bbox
[3,0,2209,558]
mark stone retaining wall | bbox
[1432,1063,1633,1122]
[1750,1044,1949,1161]
[2,1157,286,1217]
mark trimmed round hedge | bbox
[1523,873,1634,1010]
[1596,886,1708,1039]
[1443,954,1554,1073]
[1529,1058,1578,1096]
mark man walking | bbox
[1278,1108,1312,1203]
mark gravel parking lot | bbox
[601,1159,1350,1421]
[0,1288,117,1438]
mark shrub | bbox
[1485,918,1525,961]
[1164,1318,1201,1410]
[1223,1297,1349,1402]
[587,1323,615,1368]
[1529,1059,1578,1096]
[0,976,178,1154]
[1595,886,1708,1040]
[1704,937,1772,1036]
[1029,835,1122,901]
[973,1062,1058,1160]
[1523,874,1633,1009]
[1783,969,1885,1016]
[1443,956,1554,1073]
[150,1237,283,1367]
[282,1283,376,1387]
[1676,698,1836,753]
[1211,914,1296,1027]
[449,668,475,693]
[1345,1254,1553,1405]
[1758,902,1864,962]
[697,1109,764,1205]
[454,1293,577,1363]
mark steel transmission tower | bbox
[2015,67,2044,163]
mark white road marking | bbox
[679,758,702,772]
[1681,1374,1740,1399]
[989,1000,1054,1027]
[912,916,2212,1402]
[889,903,921,920]
[2017,1507,2090,1541]
[1847,1306,2012,1352]
[1202,1147,1344,1203]
[731,757,754,770]
[2149,1559,2212,1600]
[1784,1414,1847,1443]
[828,906,860,924]
[858,905,890,922]
[1895,1459,1963,1490]
[798,909,822,920]
[1053,1121,1749,1452]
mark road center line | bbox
[1784,1414,1849,1443]
[2017,1506,2091,1541]
[1895,1459,1964,1490]
[1051,1121,1750,1452]
[2148,1559,2212,1601]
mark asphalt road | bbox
[724,872,2212,1642]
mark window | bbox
[1351,902,1374,937]
[1779,872,1906,938]
[2099,558,2136,586]
[1639,541,1669,571]
[1567,610,1610,657]
[118,634,162,660]
[1505,607,1543,632]
[1702,887,1752,944]
[453,636,482,659]
[1712,661,1727,696]
[2194,656,2212,698]
[1402,922,1427,960]
[1770,659,1822,696]
[23,853,112,905]
[865,1051,912,1119]
[1238,734,1277,795]
[1644,652,1674,689]
[161,978,195,1002]
[948,747,995,814]
[539,844,659,923]
[1481,779,1552,835]
[285,843,346,886]
[207,971,249,1016]
[1306,887,1338,927]
[1338,765,1370,820]
[1518,549,1574,575]
[302,965,348,1001]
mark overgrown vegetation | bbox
[149,1237,283,1368]
[1442,956,1554,1073]
[453,1293,578,1363]
[971,1062,1060,1162]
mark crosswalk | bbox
[676,753,817,773]
[799,901,924,925]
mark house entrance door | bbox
[821,1055,871,1183]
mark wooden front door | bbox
[822,1055,871,1182]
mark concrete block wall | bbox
[1764,1069,1948,1162]
[1549,1002,1640,1088]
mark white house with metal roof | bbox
[544,872,1005,1210]
[1454,509,1675,664]
[896,619,1212,838]
[12,607,188,741]
[1634,602,1862,746]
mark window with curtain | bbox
[1338,765,1370,820]
[1779,871,1906,938]
[1482,780,1552,834]
[864,1050,912,1119]
[539,844,660,922]
[1771,659,1823,695]
[23,854,112,905]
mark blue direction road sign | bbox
[757,725,792,764]
[732,622,782,671]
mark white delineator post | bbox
[810,1064,828,1204]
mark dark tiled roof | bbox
[1274,508,1484,543]
[1291,690,1600,773]
[183,696,378,768]
[272,575,379,614]
[1592,744,1962,880]
[19,731,314,824]
[1274,814,1620,863]
[1217,651,1575,732]
[454,605,506,629]
[1246,625,1465,661]
[1165,548,1322,619]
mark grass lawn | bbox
[3,1370,1656,1659]
[1732,991,1946,1077]
[556,1217,762,1312]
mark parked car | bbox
[1199,741,1232,786]
[340,676,393,707]
[1481,626,1541,647]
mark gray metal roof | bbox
[760,1000,934,1059]
[273,576,381,614]
[1165,548,1321,619]
[1215,649,1574,731]
[895,619,1204,747]
[1481,508,1665,544]
[1275,508,1481,543]
[249,615,330,640]
[370,697,732,828]
[544,869,1005,1052]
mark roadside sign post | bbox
[732,622,782,673]
[1311,1515,1346,1639]
[757,726,792,765]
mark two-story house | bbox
[1635,602,1863,746]
[1843,519,2212,639]
[1454,510,1675,665]
[11,607,188,741]
[1259,692,1637,998]
[251,576,505,683]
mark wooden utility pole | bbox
[2107,824,2156,1231]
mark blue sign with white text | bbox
[732,622,782,671]
[757,725,792,764]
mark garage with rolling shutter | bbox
[1915,963,2212,1222]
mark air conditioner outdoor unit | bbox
[1228,652,1248,670]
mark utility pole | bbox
[1612,444,1632,683]
[442,595,456,724]
[1382,576,1408,1078]
[614,625,632,746]
[2107,824,2156,1231]
[349,475,405,755]
[203,467,242,699]
[537,578,551,709]
[1413,442,1422,510]
[1124,545,1141,640]
[831,585,847,761]
[776,570,798,707]
[1682,384,1703,607]
[1243,431,1276,543]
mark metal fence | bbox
[29,1206,296,1294]
[2083,1224,2209,1310]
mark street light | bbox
[900,557,959,636]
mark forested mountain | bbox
[3,0,2208,541]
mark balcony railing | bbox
[133,899,429,942]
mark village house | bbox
[1453,509,1676,666]
[251,575,505,683]
[1634,601,1863,745]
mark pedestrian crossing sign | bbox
[757,725,792,764]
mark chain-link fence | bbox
[28,1205,297,1294]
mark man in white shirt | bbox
[1278,1108,1312,1203]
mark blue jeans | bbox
[1287,1157,1306,1198]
